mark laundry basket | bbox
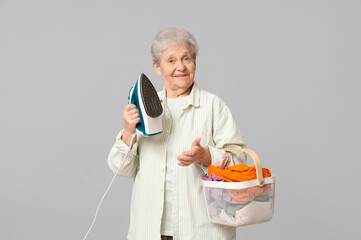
[202,148,275,227]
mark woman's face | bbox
[153,43,196,97]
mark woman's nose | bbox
[176,61,186,71]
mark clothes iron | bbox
[128,73,163,136]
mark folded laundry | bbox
[208,164,271,183]
[203,174,224,202]
[211,200,273,226]
[222,191,248,204]
[211,209,235,225]
[227,184,272,202]
[203,174,225,217]
[203,174,224,182]
[234,200,273,225]
[207,200,222,216]
[203,171,273,224]
[206,164,272,202]
[203,154,275,227]
[222,200,249,217]
[254,194,270,202]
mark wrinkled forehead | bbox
[161,43,193,59]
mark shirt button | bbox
[162,149,166,153]
[160,207,163,210]
[161,168,165,172]
[167,115,171,119]
[165,130,169,134]
[160,188,163,192]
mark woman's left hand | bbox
[177,137,211,167]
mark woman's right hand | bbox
[122,104,141,146]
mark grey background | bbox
[1,0,360,239]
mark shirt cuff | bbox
[114,129,138,157]
[197,145,230,175]
[207,145,232,168]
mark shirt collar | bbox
[158,82,200,109]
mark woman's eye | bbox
[169,59,174,63]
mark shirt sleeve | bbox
[199,98,247,175]
[106,129,140,178]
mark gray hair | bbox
[151,27,199,65]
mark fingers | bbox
[178,161,192,167]
[124,105,140,119]
[177,159,193,166]
[220,157,230,169]
[124,104,139,115]
[191,137,201,147]
[125,104,138,111]
[129,117,141,125]
[178,137,203,167]
[123,104,140,133]
[177,153,197,167]
[177,154,193,162]
[128,113,140,120]
[181,150,195,157]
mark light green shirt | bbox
[161,95,190,235]
[107,82,247,240]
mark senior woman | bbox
[107,28,247,240]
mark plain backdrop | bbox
[1,0,360,239]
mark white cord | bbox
[82,132,136,240]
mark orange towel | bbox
[207,164,272,202]
[207,164,271,182]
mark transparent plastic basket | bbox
[202,148,275,227]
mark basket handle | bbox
[220,148,264,186]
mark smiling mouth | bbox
[175,74,187,77]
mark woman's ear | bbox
[153,62,162,77]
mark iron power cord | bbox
[82,132,136,240]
